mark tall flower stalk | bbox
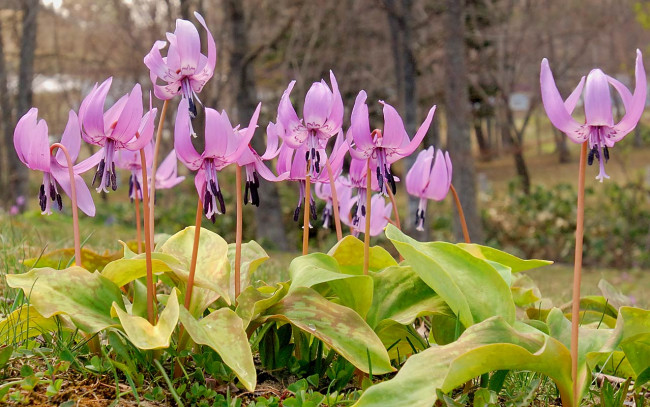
[540,50,646,403]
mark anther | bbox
[188,98,198,118]
[293,205,301,221]
[216,190,226,214]
[603,146,609,162]
[56,194,63,211]
[49,183,57,201]
[588,148,595,166]
[251,183,260,207]
[111,162,118,191]
[93,159,105,187]
[210,180,218,196]
[244,181,250,205]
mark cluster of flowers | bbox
[12,12,455,235]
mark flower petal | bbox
[584,68,614,126]
[82,77,112,145]
[112,84,144,144]
[174,18,201,75]
[612,49,647,140]
[125,107,157,151]
[57,110,81,165]
[74,149,103,174]
[260,121,282,160]
[564,76,585,114]
[540,59,584,140]
[225,103,261,163]
[14,108,50,172]
[424,149,451,201]
[192,12,217,88]
[380,101,409,149]
[143,40,180,83]
[405,146,434,197]
[303,81,332,129]
[173,99,202,170]
[278,80,308,148]
[204,108,231,158]
[51,161,96,217]
[348,91,373,153]
[396,105,436,160]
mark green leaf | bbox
[22,247,124,272]
[598,279,631,310]
[354,317,573,407]
[178,307,256,391]
[261,287,393,375]
[289,253,373,318]
[614,307,650,379]
[101,252,182,287]
[385,225,515,327]
[7,267,123,333]
[511,274,542,307]
[456,243,552,273]
[0,345,13,370]
[160,227,231,313]
[0,305,72,345]
[111,289,179,350]
[228,241,269,299]
[236,283,290,328]
[328,235,397,274]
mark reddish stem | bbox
[571,142,588,405]
[138,147,156,324]
[49,144,82,268]
[363,159,371,275]
[303,161,311,256]
[148,99,170,248]
[325,159,343,241]
[135,196,142,254]
[450,183,471,244]
[184,199,203,310]
[235,165,243,300]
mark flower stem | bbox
[135,196,142,254]
[571,141,588,405]
[450,183,471,243]
[363,159,371,275]
[184,199,203,310]
[235,165,243,301]
[148,99,170,248]
[386,187,401,230]
[303,161,311,256]
[138,147,156,325]
[49,143,82,268]
[325,158,343,241]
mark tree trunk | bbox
[384,0,424,238]
[473,116,491,161]
[554,128,571,163]
[443,0,484,243]
[0,17,15,205]
[225,0,289,250]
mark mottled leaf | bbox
[511,274,542,307]
[236,283,290,328]
[456,243,552,273]
[0,305,73,345]
[101,252,182,287]
[111,289,179,350]
[7,267,123,333]
[354,317,573,407]
[22,247,123,272]
[262,287,393,375]
[179,307,256,391]
[228,240,269,299]
[614,307,650,379]
[328,235,397,274]
[386,225,515,327]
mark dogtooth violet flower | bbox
[276,130,348,222]
[80,78,157,193]
[174,98,261,221]
[144,12,216,119]
[314,176,347,229]
[14,108,100,216]
[342,157,383,227]
[340,192,392,237]
[405,146,452,231]
[277,71,343,176]
[236,120,288,207]
[540,49,646,181]
[347,90,436,194]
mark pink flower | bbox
[277,71,343,175]
[314,176,348,229]
[174,99,260,221]
[80,78,156,193]
[144,12,216,116]
[405,146,452,231]
[116,146,185,201]
[347,90,436,194]
[540,49,646,181]
[155,149,186,190]
[339,192,392,237]
[13,109,99,216]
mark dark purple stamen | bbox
[56,193,63,211]
[603,146,609,162]
[251,183,260,207]
[49,183,56,201]
[588,148,595,166]
[244,182,250,205]
[216,189,226,214]
[293,205,301,221]
[310,198,317,220]
[210,180,218,196]
[188,98,198,118]
[39,184,47,211]
[385,165,396,195]
[110,162,118,191]
[93,159,105,187]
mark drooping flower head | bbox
[405,146,452,231]
[174,99,260,221]
[347,90,436,195]
[236,120,287,207]
[314,176,348,229]
[277,71,343,175]
[80,78,156,193]
[144,12,216,119]
[155,149,186,191]
[540,49,646,181]
[14,109,99,216]
[339,193,392,237]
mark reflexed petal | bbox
[348,91,373,153]
[78,82,98,126]
[278,81,308,148]
[125,106,157,151]
[445,151,453,185]
[396,105,436,160]
[255,159,288,182]
[225,103,261,163]
[174,19,201,75]
[14,108,50,172]
[236,146,256,166]
[165,33,181,71]
[192,12,217,85]
[103,94,129,134]
[51,162,96,217]
[82,77,112,145]
[540,59,585,141]
[156,149,185,189]
[584,68,614,126]
[323,70,344,134]
[261,121,282,160]
[380,101,409,149]
[424,149,451,201]
[152,75,182,100]
[612,49,647,140]
[143,40,180,83]
[112,84,144,144]
[327,130,349,178]
[57,110,81,165]
[304,81,332,128]
[204,108,231,158]
[564,77,585,114]
[74,149,104,174]
[405,147,434,196]
[194,168,207,202]
[607,75,632,111]
[173,99,202,170]
[276,143,294,176]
